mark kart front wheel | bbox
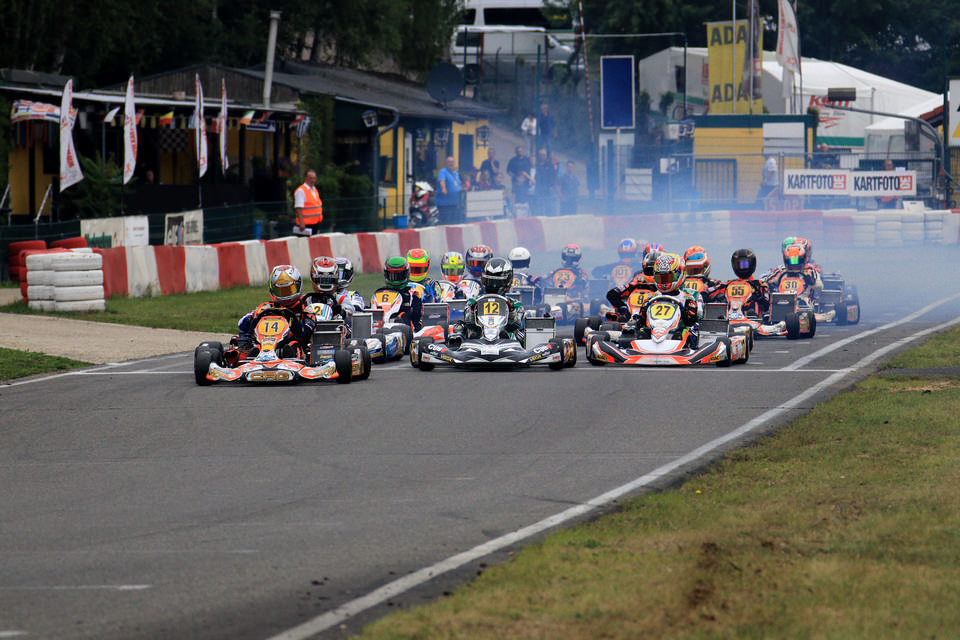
[372,332,388,363]
[574,317,590,345]
[416,337,435,371]
[355,343,372,380]
[548,338,565,370]
[194,346,216,385]
[334,349,353,383]
[785,312,801,340]
[715,337,733,367]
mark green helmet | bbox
[384,256,410,290]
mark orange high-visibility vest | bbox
[295,183,323,226]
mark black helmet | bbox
[642,250,662,278]
[481,257,514,295]
[731,248,757,279]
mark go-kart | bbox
[721,278,816,340]
[195,305,363,385]
[574,285,657,345]
[585,295,749,367]
[433,279,468,322]
[410,294,577,371]
[539,269,605,324]
[817,272,861,325]
[355,289,449,362]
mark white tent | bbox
[862,95,943,156]
[636,47,936,147]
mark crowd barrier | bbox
[9,208,960,302]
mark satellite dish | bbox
[426,63,464,108]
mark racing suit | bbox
[431,278,467,300]
[235,297,316,359]
[451,296,525,343]
[370,286,423,331]
[511,270,544,304]
[629,289,703,347]
[301,291,344,318]
[591,260,642,285]
[763,264,822,304]
[409,277,437,303]
[715,277,771,318]
[684,275,725,302]
[544,265,590,297]
[335,287,366,317]
[606,280,658,321]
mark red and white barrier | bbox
[8,209,960,303]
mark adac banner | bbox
[706,19,762,115]
[784,169,917,197]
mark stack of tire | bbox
[24,242,106,312]
[7,239,47,287]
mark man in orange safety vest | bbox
[294,169,323,234]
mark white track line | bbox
[266,300,960,640]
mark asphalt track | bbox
[2,246,960,640]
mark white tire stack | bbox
[25,250,106,312]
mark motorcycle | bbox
[408,181,440,228]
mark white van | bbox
[458,0,572,29]
[450,25,576,82]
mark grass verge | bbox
[355,370,960,637]
[0,273,386,334]
[0,347,90,382]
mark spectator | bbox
[534,149,558,216]
[756,155,778,205]
[558,160,579,216]
[879,158,900,209]
[436,156,463,224]
[479,148,502,189]
[537,103,556,154]
[294,169,323,235]
[506,145,533,210]
[520,111,537,156]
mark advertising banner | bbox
[706,19,762,114]
[783,169,916,197]
[164,210,204,245]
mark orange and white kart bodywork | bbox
[195,307,358,385]
[722,278,816,340]
[585,296,749,367]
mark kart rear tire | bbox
[716,337,733,367]
[574,317,590,345]
[835,301,847,326]
[372,332,388,363]
[334,349,353,383]
[848,299,861,325]
[548,338,565,370]
[564,339,577,367]
[355,343,372,380]
[802,311,817,338]
[417,337,435,371]
[588,315,601,331]
[194,346,215,385]
[399,324,414,355]
[785,312,801,340]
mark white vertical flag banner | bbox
[59,79,84,191]
[195,74,208,178]
[123,75,137,184]
[777,0,801,103]
[219,78,229,175]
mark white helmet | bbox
[507,246,532,270]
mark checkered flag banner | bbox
[158,128,188,153]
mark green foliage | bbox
[65,152,121,219]
[0,347,89,382]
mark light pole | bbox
[362,110,380,226]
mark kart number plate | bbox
[726,282,750,299]
[374,290,400,306]
[552,269,577,288]
[649,302,679,320]
[481,298,506,316]
[628,289,653,308]
[779,277,803,293]
[256,317,289,337]
[611,264,633,286]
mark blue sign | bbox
[600,56,635,130]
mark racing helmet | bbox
[383,256,410,290]
[406,248,430,282]
[793,237,812,264]
[781,236,798,252]
[654,253,685,294]
[466,245,493,277]
[642,249,662,279]
[561,243,582,267]
[310,256,339,293]
[731,248,757,279]
[334,257,355,288]
[507,246,532,270]
[783,243,806,273]
[642,242,664,261]
[618,238,639,262]
[683,246,711,278]
[269,264,303,307]
[441,251,465,283]
[481,257,514,295]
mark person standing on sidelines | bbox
[520,111,537,156]
[294,169,323,235]
[436,156,463,224]
[537,103,556,154]
[558,160,579,216]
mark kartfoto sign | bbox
[783,169,916,197]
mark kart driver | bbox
[450,257,524,344]
[232,264,317,361]
[406,248,437,303]
[545,244,590,294]
[715,248,771,318]
[302,256,345,317]
[763,239,823,302]
[464,245,494,284]
[591,237,642,283]
[605,249,661,320]
[432,251,468,300]
[682,245,723,299]
[370,256,423,331]
[626,252,703,348]
[334,257,366,317]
